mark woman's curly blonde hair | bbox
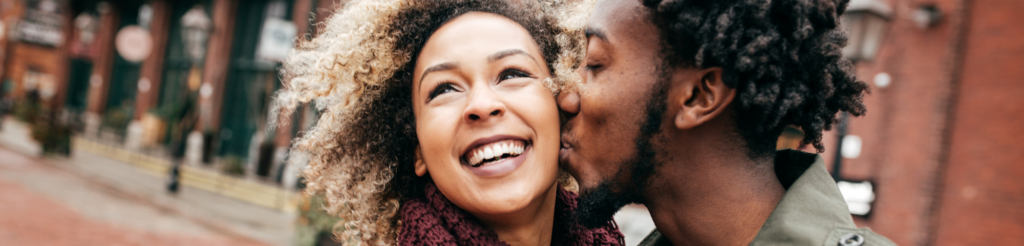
[273,0,591,245]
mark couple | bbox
[277,0,897,245]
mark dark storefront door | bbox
[102,0,144,137]
[64,59,92,113]
[219,0,292,177]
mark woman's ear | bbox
[673,67,736,130]
[414,146,428,177]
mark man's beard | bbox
[574,71,670,228]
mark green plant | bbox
[219,155,246,176]
[295,194,344,246]
[149,101,187,121]
[101,102,133,131]
[28,111,71,157]
[13,99,43,122]
[39,120,71,156]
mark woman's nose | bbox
[463,87,506,123]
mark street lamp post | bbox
[831,112,850,181]
[180,4,211,162]
[841,0,893,62]
[182,6,211,57]
[831,0,895,217]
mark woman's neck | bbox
[478,184,559,246]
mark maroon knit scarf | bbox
[398,182,624,246]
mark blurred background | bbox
[0,0,1020,245]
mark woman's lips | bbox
[464,140,527,167]
[466,145,531,177]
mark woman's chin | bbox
[464,193,542,218]
[460,181,558,219]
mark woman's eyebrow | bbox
[419,62,459,87]
[488,49,538,66]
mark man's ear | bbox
[414,146,428,177]
[673,68,736,130]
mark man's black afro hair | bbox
[643,0,870,157]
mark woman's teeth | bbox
[466,140,526,167]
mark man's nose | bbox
[558,89,580,116]
[464,87,506,123]
[560,62,586,117]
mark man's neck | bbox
[643,149,785,245]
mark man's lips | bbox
[559,132,577,154]
[559,129,583,176]
[559,141,572,161]
[559,134,576,165]
[560,129,577,147]
[558,146,582,180]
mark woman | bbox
[276,0,621,245]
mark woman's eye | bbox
[499,68,533,81]
[585,63,603,71]
[428,82,457,100]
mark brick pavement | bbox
[0,117,295,246]
[0,147,270,246]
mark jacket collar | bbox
[750,150,857,245]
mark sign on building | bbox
[255,18,296,62]
[115,26,153,63]
[11,0,64,47]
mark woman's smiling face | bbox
[411,12,561,219]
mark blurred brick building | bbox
[3,0,1023,245]
[814,0,1024,245]
[0,0,342,185]
[0,0,71,107]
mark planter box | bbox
[141,113,166,147]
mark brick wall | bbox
[932,0,1024,244]
[821,0,1024,245]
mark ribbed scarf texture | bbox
[398,182,624,246]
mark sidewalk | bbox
[0,117,296,245]
[0,148,270,245]
[0,116,42,156]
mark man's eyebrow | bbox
[419,62,458,87]
[584,27,607,42]
[487,49,538,65]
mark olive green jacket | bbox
[637,150,896,246]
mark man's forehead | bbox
[587,0,654,44]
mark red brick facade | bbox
[821,0,1024,245]
[1,0,72,109]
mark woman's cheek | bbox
[417,108,461,179]
[526,83,561,135]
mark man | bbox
[558,0,896,245]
